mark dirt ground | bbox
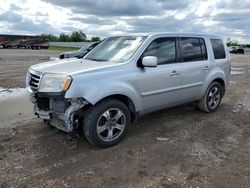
[0,49,61,88]
[0,49,250,188]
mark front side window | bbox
[141,37,176,65]
[84,36,146,63]
[210,39,226,59]
[180,37,207,62]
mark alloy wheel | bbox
[207,86,221,110]
[96,108,126,142]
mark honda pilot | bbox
[26,33,230,147]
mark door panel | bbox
[138,63,182,114]
[137,37,182,114]
[180,60,210,102]
[178,37,210,102]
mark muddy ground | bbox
[0,49,250,188]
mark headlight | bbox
[39,73,72,92]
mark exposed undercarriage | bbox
[31,93,88,132]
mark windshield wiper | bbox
[85,58,107,62]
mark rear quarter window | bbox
[180,37,207,62]
[210,39,226,59]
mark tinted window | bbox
[181,37,207,62]
[210,39,226,59]
[142,37,176,65]
[200,39,207,60]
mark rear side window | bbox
[210,39,226,59]
[180,37,207,62]
[142,37,176,65]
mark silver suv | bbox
[27,33,230,147]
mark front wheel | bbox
[83,99,131,148]
[198,82,223,112]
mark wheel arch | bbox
[94,94,138,123]
[211,78,225,96]
[201,71,227,98]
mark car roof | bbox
[111,32,224,40]
[147,32,223,39]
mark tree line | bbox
[41,30,101,42]
[41,33,250,47]
[226,39,250,48]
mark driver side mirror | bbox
[142,56,158,67]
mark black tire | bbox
[198,82,223,113]
[83,99,131,148]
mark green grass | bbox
[48,46,79,51]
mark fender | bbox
[201,67,227,96]
[65,77,142,112]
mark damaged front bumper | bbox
[29,91,88,132]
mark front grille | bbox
[28,70,42,92]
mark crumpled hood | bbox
[30,58,118,75]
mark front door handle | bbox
[204,66,210,71]
[170,70,181,76]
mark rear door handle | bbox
[204,66,210,71]
[170,70,181,76]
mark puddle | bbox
[0,87,34,128]
[231,67,245,71]
[0,87,28,102]
[230,70,244,75]
[229,81,236,85]
[230,67,246,76]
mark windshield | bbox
[84,36,146,62]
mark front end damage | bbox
[30,93,88,132]
[26,69,89,132]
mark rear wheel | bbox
[198,82,223,112]
[83,99,130,148]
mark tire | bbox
[83,99,131,148]
[198,82,223,113]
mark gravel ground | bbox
[0,49,250,187]
[0,49,61,88]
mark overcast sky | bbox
[0,0,250,43]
